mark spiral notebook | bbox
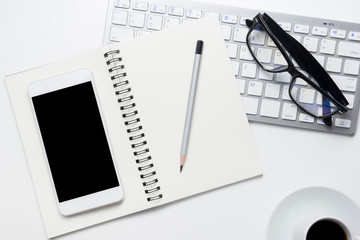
[5,16,262,238]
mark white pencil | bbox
[180,40,203,172]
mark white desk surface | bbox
[1,0,359,239]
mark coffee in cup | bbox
[306,219,348,240]
[293,216,356,240]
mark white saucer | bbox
[267,187,360,240]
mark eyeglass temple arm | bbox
[246,19,254,28]
[261,13,349,106]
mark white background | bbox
[1,0,360,239]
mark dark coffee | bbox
[306,219,348,240]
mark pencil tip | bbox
[180,166,183,172]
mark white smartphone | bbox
[28,69,124,216]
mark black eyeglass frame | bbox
[245,13,349,120]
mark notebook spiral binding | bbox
[104,49,163,202]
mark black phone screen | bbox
[31,81,119,202]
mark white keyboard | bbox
[103,0,360,134]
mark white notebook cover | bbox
[5,16,262,238]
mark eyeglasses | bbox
[245,13,349,126]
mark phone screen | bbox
[31,81,119,203]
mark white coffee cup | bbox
[293,215,358,240]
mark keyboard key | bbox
[130,12,146,28]
[150,4,166,14]
[317,117,326,125]
[110,27,134,42]
[226,43,238,59]
[299,113,314,123]
[240,17,251,26]
[260,99,280,118]
[313,55,325,67]
[168,6,184,16]
[248,29,266,45]
[320,39,336,55]
[278,22,291,32]
[186,9,202,19]
[231,61,240,76]
[264,83,280,98]
[242,97,258,115]
[222,14,238,24]
[274,50,288,66]
[233,27,248,43]
[349,31,360,41]
[237,79,246,94]
[330,29,346,39]
[338,41,360,59]
[331,75,358,92]
[295,79,307,90]
[259,68,273,80]
[132,1,148,11]
[335,118,351,128]
[299,88,315,104]
[247,81,263,96]
[282,85,298,100]
[164,17,180,29]
[182,19,192,24]
[147,15,163,30]
[303,37,318,52]
[295,77,307,86]
[267,37,276,47]
[114,0,130,9]
[204,12,220,19]
[137,30,151,37]
[344,94,355,109]
[276,72,291,83]
[241,63,257,79]
[221,25,232,40]
[344,60,360,75]
[290,34,302,43]
[257,48,273,64]
[326,57,343,73]
[316,94,335,107]
[282,102,298,120]
[294,24,309,34]
[112,10,128,26]
[312,26,328,36]
[240,45,254,61]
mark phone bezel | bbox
[28,69,123,216]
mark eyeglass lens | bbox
[290,76,338,117]
[247,24,288,72]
